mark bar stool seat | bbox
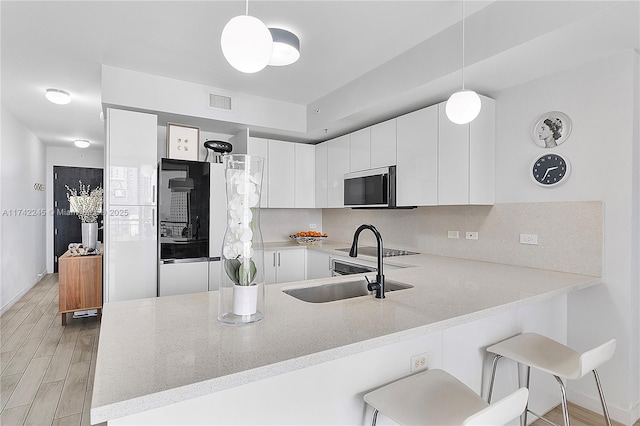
[364,369,528,425]
[487,333,616,426]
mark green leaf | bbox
[224,258,241,284]
[237,259,257,286]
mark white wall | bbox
[45,146,104,273]
[0,106,47,314]
[495,50,639,424]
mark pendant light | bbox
[446,0,481,125]
[221,0,273,74]
[268,28,300,66]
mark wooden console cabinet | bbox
[59,250,103,325]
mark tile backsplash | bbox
[322,201,602,276]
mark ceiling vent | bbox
[208,93,232,110]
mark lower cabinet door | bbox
[208,260,221,291]
[264,250,277,285]
[307,249,332,279]
[159,261,208,297]
[276,249,306,284]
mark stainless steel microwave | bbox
[344,166,397,208]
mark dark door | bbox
[53,166,104,272]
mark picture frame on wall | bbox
[167,123,199,161]
[530,111,572,148]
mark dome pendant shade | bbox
[268,28,300,66]
[221,15,273,73]
[445,89,482,125]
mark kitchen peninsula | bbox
[91,242,601,425]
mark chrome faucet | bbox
[349,224,385,299]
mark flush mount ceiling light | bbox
[45,88,71,105]
[74,139,90,148]
[268,28,300,66]
[445,0,481,125]
[221,0,273,73]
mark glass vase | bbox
[218,154,265,324]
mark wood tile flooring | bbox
[0,274,103,426]
[2,274,639,426]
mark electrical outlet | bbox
[448,231,459,239]
[309,224,317,229]
[465,231,478,240]
[410,352,428,372]
[520,233,538,245]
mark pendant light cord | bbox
[245,0,249,15]
[461,0,465,90]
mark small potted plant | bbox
[66,181,103,250]
[218,155,265,324]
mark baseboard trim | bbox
[568,388,637,426]
[0,269,48,316]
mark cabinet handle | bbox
[152,185,156,203]
[273,252,276,267]
[152,209,155,227]
[278,252,281,267]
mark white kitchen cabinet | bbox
[315,142,328,208]
[247,137,270,208]
[349,128,370,172]
[370,118,397,168]
[264,248,306,284]
[105,108,157,303]
[294,143,315,208]
[106,205,157,302]
[268,140,295,208]
[396,105,438,206]
[327,135,350,208]
[108,109,157,206]
[437,95,495,205]
[159,261,208,297]
[469,97,496,204]
[208,260,222,291]
[306,249,332,279]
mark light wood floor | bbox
[2,274,639,426]
[0,274,103,426]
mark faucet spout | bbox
[349,224,385,299]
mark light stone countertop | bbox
[91,241,600,423]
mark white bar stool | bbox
[486,333,616,426]
[364,369,529,425]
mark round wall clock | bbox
[530,111,572,148]
[531,153,571,187]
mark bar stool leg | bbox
[554,375,570,426]
[522,366,531,426]
[487,354,502,403]
[371,408,379,426]
[593,369,612,426]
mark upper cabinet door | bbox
[268,140,295,208]
[349,127,370,172]
[438,104,470,205]
[107,108,158,205]
[294,143,315,208]
[315,142,328,208]
[327,135,350,208]
[396,106,438,206]
[469,97,496,205]
[370,118,397,168]
[247,137,269,208]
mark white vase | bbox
[232,285,258,316]
[82,222,98,249]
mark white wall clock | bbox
[531,153,571,187]
[530,111,572,148]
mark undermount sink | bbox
[283,279,413,303]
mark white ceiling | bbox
[2,1,639,150]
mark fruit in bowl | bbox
[291,231,328,245]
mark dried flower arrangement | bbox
[66,181,104,223]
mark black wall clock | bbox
[531,153,571,187]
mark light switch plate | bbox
[465,231,478,240]
[520,234,538,245]
[448,231,459,239]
